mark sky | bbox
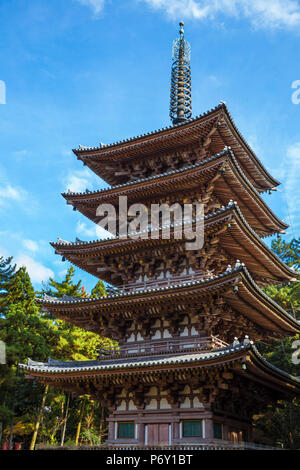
[0,0,300,292]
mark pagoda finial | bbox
[170,21,192,125]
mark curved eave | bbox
[244,347,300,394]
[63,148,287,237]
[36,266,300,337]
[73,103,279,192]
[51,203,295,285]
[20,344,300,398]
[19,344,254,378]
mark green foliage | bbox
[254,400,300,449]
[255,236,300,448]
[271,236,300,269]
[40,266,88,299]
[90,280,106,298]
[0,256,16,311]
[0,260,112,448]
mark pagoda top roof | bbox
[36,262,300,338]
[19,342,300,397]
[72,103,279,192]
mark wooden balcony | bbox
[98,335,228,360]
[120,272,207,293]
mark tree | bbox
[255,236,300,448]
[0,256,16,311]
[91,280,106,298]
[40,266,89,299]
[0,265,57,449]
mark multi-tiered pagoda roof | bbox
[21,24,300,449]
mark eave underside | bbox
[51,205,295,286]
[64,150,287,237]
[37,267,300,339]
[20,345,300,404]
[73,105,279,192]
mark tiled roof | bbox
[61,146,287,238]
[37,261,245,304]
[53,199,235,247]
[63,147,228,197]
[50,202,296,281]
[72,102,280,190]
[73,104,225,153]
[20,341,252,374]
[35,262,299,327]
[19,341,300,388]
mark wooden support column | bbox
[203,416,214,440]
[137,422,145,446]
[107,420,115,441]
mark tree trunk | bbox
[29,385,49,451]
[8,392,16,450]
[99,405,104,443]
[9,417,14,450]
[60,393,70,447]
[75,398,86,446]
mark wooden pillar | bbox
[204,417,214,440]
[173,420,180,441]
[137,423,145,446]
[108,420,115,441]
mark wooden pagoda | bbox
[20,24,300,449]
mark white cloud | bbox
[65,168,97,193]
[0,184,27,203]
[76,220,112,239]
[279,142,300,231]
[15,254,54,283]
[75,0,105,15]
[76,221,97,237]
[141,0,300,29]
[23,239,39,252]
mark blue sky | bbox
[0,0,300,292]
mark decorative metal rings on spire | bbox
[170,21,192,125]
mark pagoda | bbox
[21,23,300,449]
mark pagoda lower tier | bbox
[20,340,300,448]
[52,202,295,289]
[64,148,287,238]
[38,263,300,343]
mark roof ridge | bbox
[73,103,225,154]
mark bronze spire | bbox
[170,21,192,125]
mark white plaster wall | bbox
[127,333,135,343]
[145,399,158,410]
[193,397,203,408]
[163,329,172,338]
[160,398,171,409]
[180,326,189,337]
[117,400,127,411]
[128,400,137,411]
[152,330,161,339]
[180,397,191,408]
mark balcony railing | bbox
[120,272,207,293]
[98,335,228,360]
